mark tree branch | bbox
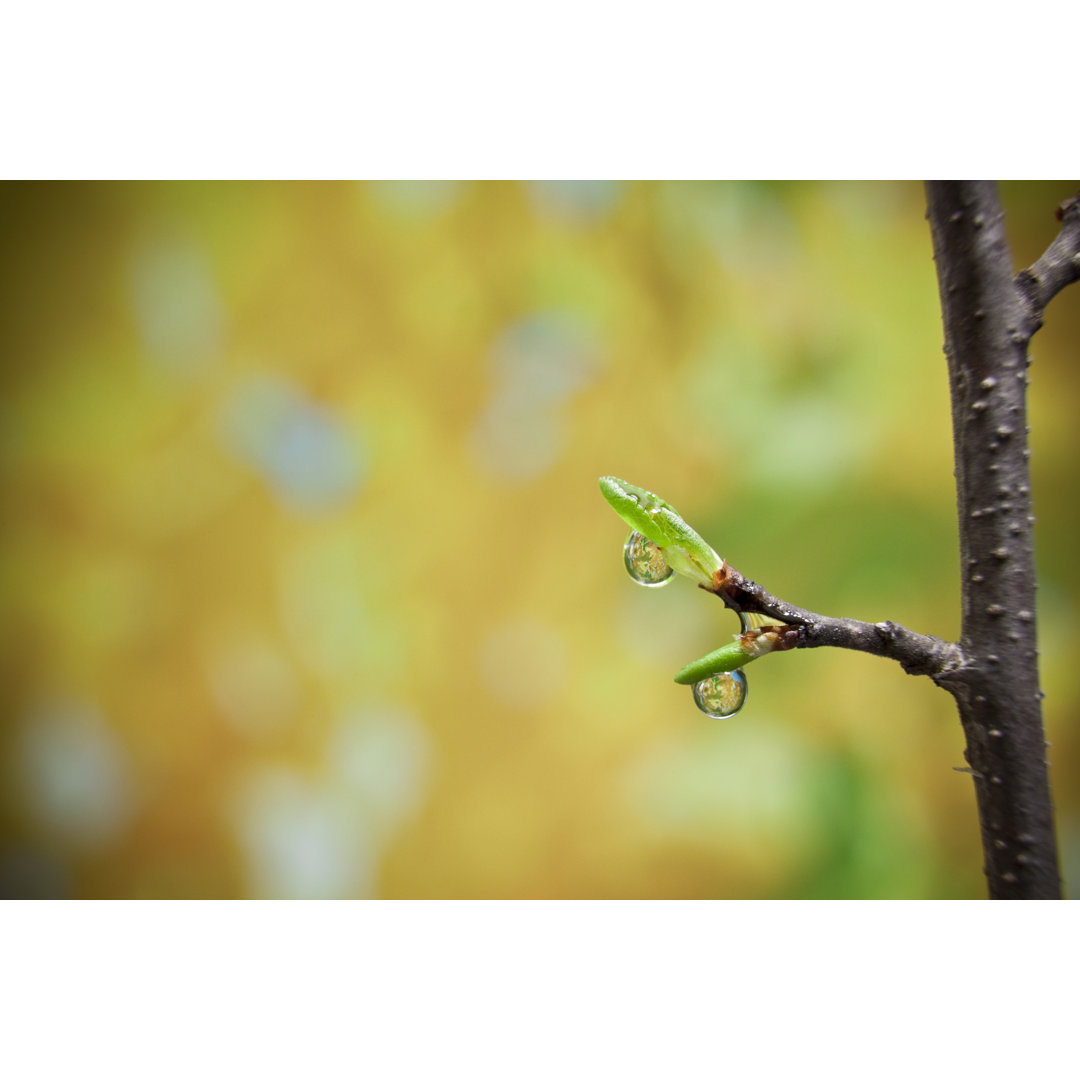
[699,564,965,681]
[924,180,1062,899]
[1014,190,1080,332]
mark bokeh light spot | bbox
[367,180,462,217]
[205,631,300,738]
[527,181,622,224]
[326,705,431,837]
[231,765,374,900]
[15,701,135,849]
[130,238,223,374]
[471,312,600,483]
[480,618,567,710]
[222,374,365,510]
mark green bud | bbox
[599,476,723,587]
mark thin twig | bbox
[699,564,965,682]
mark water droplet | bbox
[623,531,673,587]
[691,670,748,718]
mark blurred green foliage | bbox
[0,180,1076,898]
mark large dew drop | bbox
[623,530,674,587]
[692,670,748,718]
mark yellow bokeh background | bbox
[1,180,1077,898]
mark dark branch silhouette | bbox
[700,563,964,680]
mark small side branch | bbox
[1014,191,1080,331]
[700,563,966,683]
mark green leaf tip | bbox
[673,641,754,684]
[673,629,786,684]
[598,476,672,547]
[598,475,723,586]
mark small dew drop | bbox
[1017,610,1033,622]
[986,604,1004,617]
[691,670,748,719]
[981,376,998,390]
[989,728,1003,738]
[1001,872,1018,884]
[623,531,673,588]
